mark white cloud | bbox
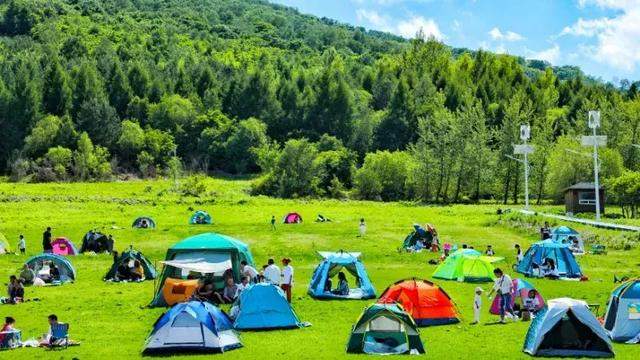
[356,9,443,40]
[561,1,640,71]
[526,44,561,64]
[397,16,443,40]
[488,27,524,42]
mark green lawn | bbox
[0,179,638,359]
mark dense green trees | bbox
[0,0,637,206]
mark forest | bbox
[0,0,639,208]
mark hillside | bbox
[0,0,638,205]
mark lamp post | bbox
[581,111,606,221]
[509,124,534,210]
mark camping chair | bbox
[0,330,21,349]
[49,323,69,349]
[590,245,606,255]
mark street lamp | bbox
[581,111,606,221]
[510,124,534,210]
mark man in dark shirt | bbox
[43,227,53,253]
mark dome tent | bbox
[346,303,425,355]
[51,237,79,256]
[378,278,459,326]
[523,298,613,358]
[232,283,304,331]
[490,278,545,315]
[150,233,254,307]
[190,210,212,225]
[516,241,583,279]
[25,253,76,283]
[132,216,156,229]
[308,251,376,300]
[143,300,242,354]
[283,212,302,224]
[104,248,157,282]
[432,249,501,283]
[604,279,640,342]
[80,230,113,253]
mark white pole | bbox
[592,125,601,221]
[524,139,529,211]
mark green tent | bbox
[104,248,157,281]
[432,249,500,283]
[346,303,425,355]
[149,233,254,307]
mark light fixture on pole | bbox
[511,124,534,210]
[581,111,606,221]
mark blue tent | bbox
[190,210,212,225]
[232,283,303,330]
[25,253,76,283]
[143,301,242,354]
[550,226,584,253]
[604,279,640,342]
[308,251,376,300]
[516,241,582,279]
[523,298,614,357]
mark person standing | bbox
[240,261,259,283]
[540,221,551,240]
[358,218,366,237]
[18,235,26,254]
[487,268,514,324]
[42,227,52,253]
[270,215,276,230]
[471,287,483,325]
[281,258,293,303]
[263,258,280,285]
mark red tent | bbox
[283,212,302,224]
[378,278,459,326]
[51,237,79,256]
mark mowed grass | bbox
[0,179,638,359]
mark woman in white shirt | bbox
[280,258,293,303]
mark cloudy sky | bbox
[271,0,640,82]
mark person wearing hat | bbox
[472,287,483,324]
[281,258,294,303]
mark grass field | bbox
[0,179,638,359]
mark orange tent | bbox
[378,278,459,326]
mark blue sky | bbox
[271,0,640,82]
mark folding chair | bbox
[0,330,21,349]
[49,323,69,349]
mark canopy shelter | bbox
[80,230,112,253]
[104,248,156,282]
[604,279,640,342]
[378,278,459,327]
[308,251,376,300]
[516,241,583,279]
[190,210,212,225]
[432,249,501,283]
[150,233,254,307]
[143,300,242,355]
[550,226,584,254]
[25,253,76,283]
[0,232,9,254]
[402,224,436,251]
[490,278,545,315]
[523,298,614,358]
[232,283,304,331]
[132,216,156,229]
[51,237,79,256]
[346,303,425,355]
[283,212,302,224]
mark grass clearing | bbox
[0,179,638,359]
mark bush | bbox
[179,174,208,197]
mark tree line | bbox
[0,0,638,211]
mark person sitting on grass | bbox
[116,262,131,281]
[220,277,238,304]
[542,258,560,280]
[7,276,24,304]
[485,245,495,256]
[130,260,145,281]
[195,278,215,302]
[49,264,60,282]
[523,289,541,313]
[19,264,35,285]
[323,277,333,293]
[39,314,65,347]
[331,272,349,296]
[235,276,249,297]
